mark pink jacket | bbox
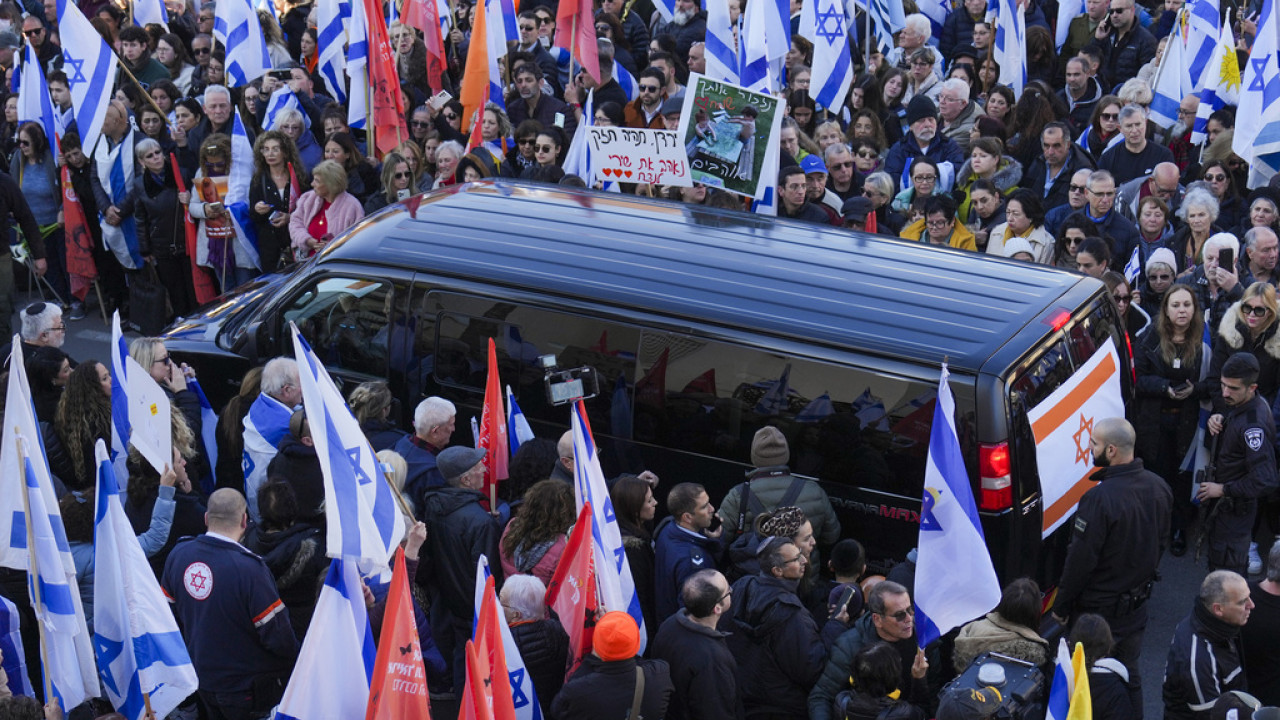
[288,189,364,251]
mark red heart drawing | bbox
[624,170,633,178]
[603,168,615,177]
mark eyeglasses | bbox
[594,114,609,123]
[411,120,431,128]
[1205,174,1228,182]
[911,59,932,67]
[1088,189,1116,197]
[913,174,937,182]
[536,15,553,23]
[536,144,556,152]
[23,28,42,36]
[1244,305,1270,317]
[1101,112,1119,121]
[1069,184,1087,193]
[47,325,66,332]
[856,151,878,159]
[443,113,458,121]
[718,587,733,603]
[926,218,950,228]
[1178,108,1197,117]
[1148,273,1172,281]
[830,161,854,170]
[517,138,536,145]
[781,555,804,565]
[394,171,412,179]
[153,355,172,365]
[1108,6,1130,12]
[1155,186,1177,196]
[17,140,29,147]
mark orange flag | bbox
[363,0,409,157]
[460,641,494,720]
[458,0,489,139]
[478,338,508,509]
[474,576,518,720]
[170,153,219,304]
[546,502,596,677]
[366,548,433,720]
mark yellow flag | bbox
[1067,641,1093,720]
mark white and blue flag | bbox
[852,0,906,55]
[276,558,375,720]
[242,391,293,522]
[317,0,352,104]
[614,62,640,101]
[562,90,618,191]
[263,85,312,131]
[800,0,854,110]
[915,0,950,41]
[187,379,220,495]
[0,596,34,698]
[93,440,198,720]
[214,0,272,86]
[571,402,647,651]
[15,45,60,160]
[991,0,1027,96]
[913,362,1001,649]
[1186,0,1220,92]
[291,323,406,574]
[473,557,541,720]
[0,336,98,710]
[1150,12,1191,130]
[133,0,169,29]
[1192,9,1239,145]
[654,0,676,23]
[1055,0,1085,49]
[228,108,261,269]
[1236,0,1280,187]
[739,0,789,93]
[506,385,534,455]
[754,363,792,415]
[1045,638,1073,720]
[56,0,118,157]
[705,0,739,83]
[345,0,369,129]
[1122,246,1142,285]
[94,126,143,271]
[109,313,131,482]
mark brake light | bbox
[1044,308,1071,332]
[979,441,1013,512]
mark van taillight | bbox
[979,441,1013,512]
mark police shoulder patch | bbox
[1246,427,1265,451]
[1073,516,1088,534]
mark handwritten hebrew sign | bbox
[677,73,783,200]
[588,127,692,187]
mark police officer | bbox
[1200,352,1279,575]
[1051,417,1172,718]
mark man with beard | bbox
[506,63,576,138]
[652,0,707,60]
[1166,95,1201,172]
[883,96,965,193]
[1050,417,1171,717]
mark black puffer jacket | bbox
[722,573,826,718]
[416,486,502,620]
[242,522,328,640]
[133,165,185,258]
[509,618,569,717]
[835,690,926,720]
[650,610,743,720]
[550,654,673,720]
[265,434,325,523]
[621,525,656,639]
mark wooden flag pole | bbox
[117,61,169,120]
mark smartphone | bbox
[270,69,292,82]
[207,202,224,214]
[835,585,856,616]
[396,188,411,201]
[1220,248,1235,271]
[427,90,453,111]
[269,210,286,222]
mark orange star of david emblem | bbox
[1072,414,1094,464]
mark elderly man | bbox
[1022,122,1098,210]
[1167,94,1201,170]
[1080,169,1141,261]
[1243,226,1280,288]
[1116,161,1182,222]
[651,0,707,59]
[242,358,302,520]
[801,155,844,225]
[886,14,943,76]
[181,85,253,170]
[937,79,985,154]
[651,570,741,720]
[18,302,65,356]
[1045,168,1096,233]
[884,96,966,193]
[1100,105,1175,185]
[823,144,863,201]
[1164,571,1253,719]
[420,446,503,692]
[393,396,457,508]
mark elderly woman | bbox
[864,171,906,235]
[501,575,569,717]
[289,160,363,258]
[903,47,942,103]
[276,109,322,171]
[1139,247,1179,320]
[1238,190,1280,240]
[433,140,465,189]
[850,139,882,176]
[1172,188,1222,275]
[364,151,416,214]
[986,189,1053,263]
[814,120,846,155]
[1207,281,1280,406]
[1136,195,1175,253]
[134,137,197,318]
[954,578,1050,671]
[1178,233,1244,345]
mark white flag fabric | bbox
[228,108,262,269]
[263,86,312,131]
[291,324,406,574]
[913,362,1001,649]
[739,0,789,93]
[1149,13,1190,131]
[852,0,906,55]
[275,558,375,720]
[123,354,173,475]
[1186,0,1220,91]
[570,402,647,651]
[345,0,369,129]
[15,45,59,160]
[799,0,854,110]
[473,557,542,720]
[316,0,351,104]
[1235,0,1280,187]
[992,0,1027,96]
[214,0,272,85]
[132,0,170,30]
[1055,0,1085,49]
[705,0,740,84]
[1192,10,1240,145]
[56,0,118,155]
[110,312,131,483]
[505,385,535,455]
[915,0,949,38]
[1025,338,1125,537]
[92,440,198,720]
[242,391,293,522]
[94,128,143,271]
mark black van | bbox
[162,181,1133,585]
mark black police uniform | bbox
[1055,458,1172,717]
[1209,393,1279,574]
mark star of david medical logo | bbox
[814,4,845,44]
[62,49,87,86]
[1072,414,1094,464]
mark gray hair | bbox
[1246,226,1278,251]
[823,143,852,164]
[1250,198,1279,221]
[203,84,231,105]
[864,171,894,198]
[909,46,936,67]
[260,357,300,399]
[413,396,456,435]
[1205,232,1239,257]
[1200,569,1245,608]
[19,302,60,342]
[435,140,465,163]
[276,108,304,126]
[1117,78,1153,106]
[1177,187,1221,223]
[134,138,162,162]
[867,579,909,615]
[904,13,931,40]
[1087,169,1116,191]
[499,574,548,620]
[1268,543,1280,583]
[940,77,969,100]
[1117,104,1147,124]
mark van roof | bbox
[326,182,1090,373]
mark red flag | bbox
[474,577,518,720]
[467,93,486,154]
[287,162,301,213]
[554,0,599,83]
[864,207,878,234]
[681,368,717,396]
[546,502,596,677]
[170,153,219,304]
[61,163,96,302]
[478,337,509,509]
[404,0,446,92]
[460,641,495,720]
[366,548,433,720]
[634,347,669,409]
[364,0,410,157]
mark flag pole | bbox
[117,61,170,120]
[382,465,415,520]
[863,3,871,71]
[17,440,55,706]
[143,691,157,720]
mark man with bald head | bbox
[1117,161,1183,222]
[1051,417,1171,713]
[162,489,299,719]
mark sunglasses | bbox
[536,144,556,152]
[639,85,660,93]
[1069,184,1087,192]
[1113,294,1131,303]
[856,151,877,159]
[517,138,536,145]
[1108,6,1129,12]
[17,140,30,147]
[830,161,854,170]
[880,607,915,621]
[443,113,458,120]
[1148,273,1172,281]
[24,28,42,36]
[1205,174,1228,182]
[153,355,172,365]
[394,171,412,179]
[193,46,212,55]
[411,120,431,128]
[1101,112,1119,121]
[1244,305,1270,317]
[536,15,553,23]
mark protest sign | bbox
[588,127,692,187]
[678,73,783,199]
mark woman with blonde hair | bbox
[1208,281,1280,405]
[352,380,407,451]
[289,160,363,257]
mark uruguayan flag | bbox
[16,45,59,159]
[242,391,293,522]
[228,108,261,269]
[1150,12,1190,130]
[276,558,375,720]
[133,0,169,29]
[317,0,351,104]
[263,86,312,131]
[109,313,131,482]
[800,0,854,110]
[1192,10,1240,145]
[56,0,118,165]
[992,0,1027,96]
[214,0,272,85]
[1186,0,1220,92]
[1236,0,1280,187]
[93,440,198,720]
[1055,0,1085,49]
[346,0,369,129]
[473,557,542,720]
[506,385,534,455]
[570,401,647,651]
[291,324,406,573]
[706,0,740,83]
[913,362,1001,648]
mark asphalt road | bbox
[16,289,1233,719]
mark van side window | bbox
[635,331,956,500]
[282,276,395,378]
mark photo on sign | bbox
[677,74,782,199]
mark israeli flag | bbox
[0,596,34,698]
[133,0,169,30]
[346,0,370,129]
[506,385,534,456]
[705,0,740,83]
[214,0,272,86]
[654,0,676,23]
[291,324,406,574]
[483,0,517,113]
[797,392,835,423]
[94,128,143,271]
[0,335,98,710]
[242,391,293,522]
[562,90,618,191]
[614,62,640,102]
[1122,246,1142,285]
[754,363,792,415]
[913,362,1001,649]
[317,0,351,104]
[740,0,789,93]
[915,0,950,40]
[992,0,1027,96]
[16,45,60,160]
[93,440,198,720]
[1192,10,1240,145]
[1236,0,1280,187]
[800,0,854,110]
[188,379,220,495]
[276,558,375,720]
[1055,0,1085,49]
[109,313,131,483]
[1150,12,1190,130]
[473,557,542,720]
[1045,638,1073,720]
[263,86,312,131]
[1186,0,1220,92]
[56,0,118,159]
[852,0,906,56]
[570,402,647,651]
[228,108,261,269]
